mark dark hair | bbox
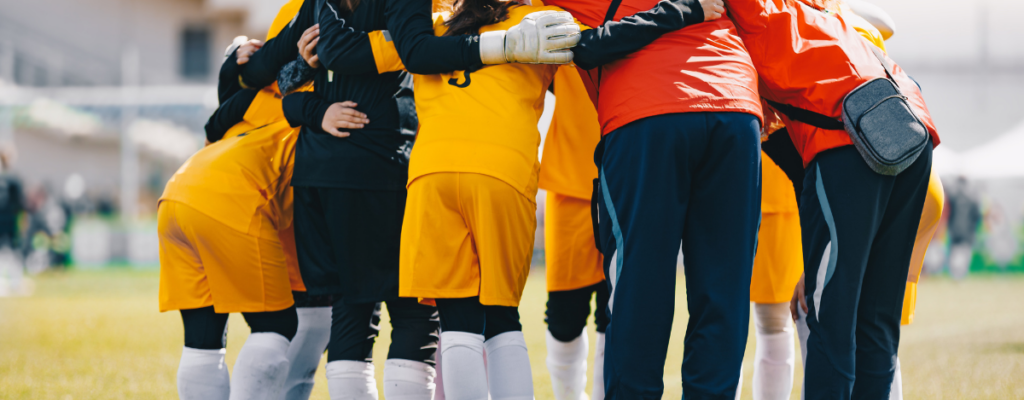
[442,0,516,37]
[333,0,362,14]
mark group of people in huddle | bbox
[156,0,943,399]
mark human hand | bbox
[700,0,725,21]
[321,101,369,138]
[298,24,321,68]
[790,273,808,321]
[235,39,264,65]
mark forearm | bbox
[282,92,331,133]
[217,51,244,103]
[572,0,704,70]
[316,1,380,74]
[386,0,482,74]
[205,89,259,143]
[240,0,315,88]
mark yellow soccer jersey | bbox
[160,120,298,241]
[538,65,601,200]
[410,5,581,199]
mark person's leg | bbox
[485,305,533,400]
[178,306,231,400]
[678,112,762,400]
[592,281,610,400]
[283,292,332,400]
[292,187,344,296]
[382,297,440,400]
[435,297,489,400]
[544,191,605,400]
[850,145,931,399]
[888,358,903,400]
[326,300,381,400]
[229,307,298,400]
[597,114,690,399]
[752,302,796,400]
[546,284,596,400]
[796,306,810,400]
[800,147,893,400]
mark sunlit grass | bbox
[1,269,1022,399]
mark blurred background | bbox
[0,0,1022,399]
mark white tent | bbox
[956,120,1024,179]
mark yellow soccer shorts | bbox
[278,223,307,292]
[751,211,804,304]
[399,172,537,307]
[158,201,295,313]
[545,191,604,292]
[902,169,944,325]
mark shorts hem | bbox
[546,276,605,293]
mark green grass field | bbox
[1,269,1023,399]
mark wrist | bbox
[479,30,508,64]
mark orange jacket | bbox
[547,0,762,134]
[727,0,939,166]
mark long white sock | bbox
[439,331,487,400]
[889,357,903,400]
[546,330,588,400]
[796,306,810,400]
[753,303,796,400]
[284,307,331,400]
[383,359,436,400]
[229,332,291,400]
[325,360,378,400]
[592,332,605,400]
[485,331,534,400]
[177,347,231,400]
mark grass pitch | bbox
[1,269,1023,399]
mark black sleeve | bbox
[572,0,705,70]
[316,1,380,75]
[217,51,243,103]
[282,92,333,134]
[204,89,260,143]
[239,0,317,89]
[386,0,483,74]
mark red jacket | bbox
[728,0,939,166]
[548,0,763,134]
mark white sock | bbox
[325,360,379,400]
[796,306,810,400]
[439,331,488,400]
[383,359,436,400]
[735,363,743,400]
[592,332,605,400]
[229,332,291,400]
[753,303,796,400]
[545,330,588,400]
[177,347,231,400]
[284,307,331,400]
[485,331,534,400]
[889,357,903,400]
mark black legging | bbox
[546,281,610,342]
[435,296,521,340]
[327,296,439,363]
[180,306,298,350]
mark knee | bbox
[484,306,522,340]
[754,302,793,335]
[388,300,440,364]
[546,286,594,341]
[244,307,299,341]
[181,306,229,350]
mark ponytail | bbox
[442,0,516,37]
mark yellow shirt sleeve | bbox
[369,30,407,74]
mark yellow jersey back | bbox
[409,5,571,199]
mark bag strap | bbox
[763,98,845,131]
[868,45,899,88]
[603,0,624,23]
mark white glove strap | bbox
[479,30,509,65]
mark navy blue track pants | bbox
[596,112,762,400]
[801,144,932,399]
